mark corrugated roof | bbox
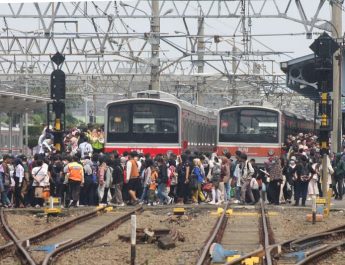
[0,91,51,112]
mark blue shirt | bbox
[192,167,204,183]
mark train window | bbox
[133,103,177,134]
[107,101,179,143]
[108,104,130,133]
[219,108,279,143]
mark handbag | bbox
[202,182,213,192]
[34,186,44,198]
[171,172,178,186]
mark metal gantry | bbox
[0,0,336,116]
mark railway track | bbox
[273,223,345,265]
[0,207,36,265]
[0,206,143,265]
[196,198,274,265]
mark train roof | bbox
[107,90,217,118]
[218,105,312,122]
[218,105,282,115]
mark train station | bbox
[0,1,345,265]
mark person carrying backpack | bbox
[168,159,177,203]
[111,156,125,206]
[294,155,313,206]
[176,154,190,204]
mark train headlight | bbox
[268,149,275,156]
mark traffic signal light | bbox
[50,69,66,100]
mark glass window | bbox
[133,103,177,133]
[219,108,279,143]
[108,104,129,133]
[107,101,179,143]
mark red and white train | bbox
[217,104,315,164]
[104,91,217,156]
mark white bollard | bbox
[131,215,136,265]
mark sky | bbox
[0,0,343,76]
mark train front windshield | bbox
[107,102,179,143]
[219,108,279,143]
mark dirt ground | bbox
[57,207,218,265]
[2,206,345,265]
[269,207,345,243]
[5,208,93,239]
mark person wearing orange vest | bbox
[66,155,84,208]
[126,151,141,205]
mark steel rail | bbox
[296,239,345,265]
[0,206,107,257]
[0,208,37,265]
[195,202,229,265]
[226,199,273,265]
[25,206,107,244]
[42,206,144,265]
[261,199,273,265]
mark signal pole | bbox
[49,52,66,152]
[196,13,205,106]
[310,32,340,197]
[331,0,342,153]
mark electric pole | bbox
[331,0,342,153]
[150,0,160,90]
[196,13,205,105]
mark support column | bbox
[19,113,24,154]
[196,14,205,106]
[8,112,13,154]
[93,93,96,123]
[331,0,342,153]
[150,0,160,90]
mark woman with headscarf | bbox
[295,155,313,206]
[267,156,283,205]
[208,156,221,205]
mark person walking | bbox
[111,156,125,206]
[333,153,345,200]
[126,152,141,205]
[295,155,312,206]
[157,157,171,205]
[66,156,84,207]
[267,157,283,205]
[239,153,255,204]
[191,158,205,204]
[208,156,221,205]
[176,154,190,204]
[14,158,25,208]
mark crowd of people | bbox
[0,129,344,208]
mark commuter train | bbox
[217,103,315,164]
[104,91,217,156]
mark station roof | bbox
[0,91,51,113]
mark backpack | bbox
[177,163,187,180]
[112,165,124,184]
[105,167,113,188]
[91,162,98,184]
